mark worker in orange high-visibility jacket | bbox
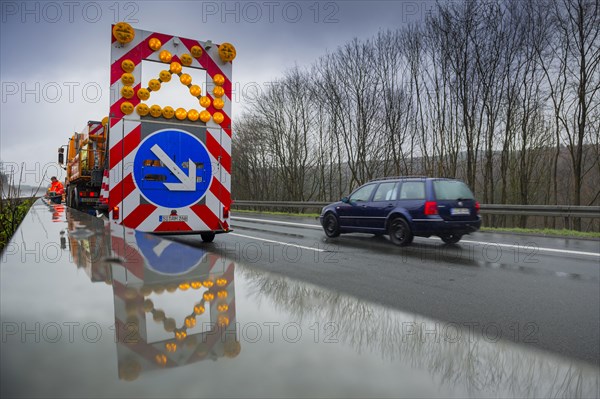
[47,176,65,204]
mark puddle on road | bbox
[1,200,598,398]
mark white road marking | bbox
[232,216,600,258]
[229,232,326,253]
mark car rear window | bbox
[399,182,425,200]
[433,180,475,200]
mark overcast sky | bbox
[0,0,433,186]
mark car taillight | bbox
[223,206,230,219]
[424,201,438,215]
[475,201,480,214]
[112,206,119,220]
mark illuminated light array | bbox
[202,279,214,288]
[116,36,234,124]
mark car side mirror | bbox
[341,196,349,203]
[58,153,64,165]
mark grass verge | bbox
[0,198,34,252]
[479,227,599,238]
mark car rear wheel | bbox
[440,234,462,244]
[201,232,215,243]
[388,217,413,246]
[323,213,340,237]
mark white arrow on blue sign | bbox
[133,129,212,208]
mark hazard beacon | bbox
[58,22,235,242]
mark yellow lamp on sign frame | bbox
[190,281,202,289]
[121,86,134,99]
[179,73,192,86]
[137,88,150,101]
[188,109,199,122]
[162,106,175,119]
[136,103,149,116]
[218,42,236,62]
[202,279,214,288]
[149,104,162,117]
[178,282,190,291]
[112,22,135,44]
[189,85,201,97]
[120,101,134,115]
[199,96,211,108]
[194,304,205,315]
[149,37,162,51]
[121,59,135,73]
[191,45,203,58]
[213,112,225,124]
[213,98,224,110]
[148,79,161,91]
[170,61,182,74]
[213,86,225,98]
[121,73,134,86]
[213,74,225,86]
[216,278,227,287]
[159,50,172,63]
[180,53,193,66]
[217,289,228,299]
[175,108,187,120]
[203,292,214,302]
[159,70,172,82]
[199,110,211,122]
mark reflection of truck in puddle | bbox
[64,209,239,381]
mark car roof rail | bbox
[371,175,429,181]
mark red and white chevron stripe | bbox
[108,24,233,233]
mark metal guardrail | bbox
[232,201,600,218]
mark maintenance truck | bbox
[58,22,235,242]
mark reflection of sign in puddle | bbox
[110,229,239,381]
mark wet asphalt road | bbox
[173,213,600,366]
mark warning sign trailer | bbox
[59,22,235,242]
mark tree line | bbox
[232,0,600,229]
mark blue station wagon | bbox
[319,177,481,245]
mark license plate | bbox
[450,208,470,215]
[159,215,189,222]
[81,198,97,203]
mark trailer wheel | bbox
[201,232,215,243]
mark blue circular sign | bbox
[135,232,206,275]
[133,129,212,208]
